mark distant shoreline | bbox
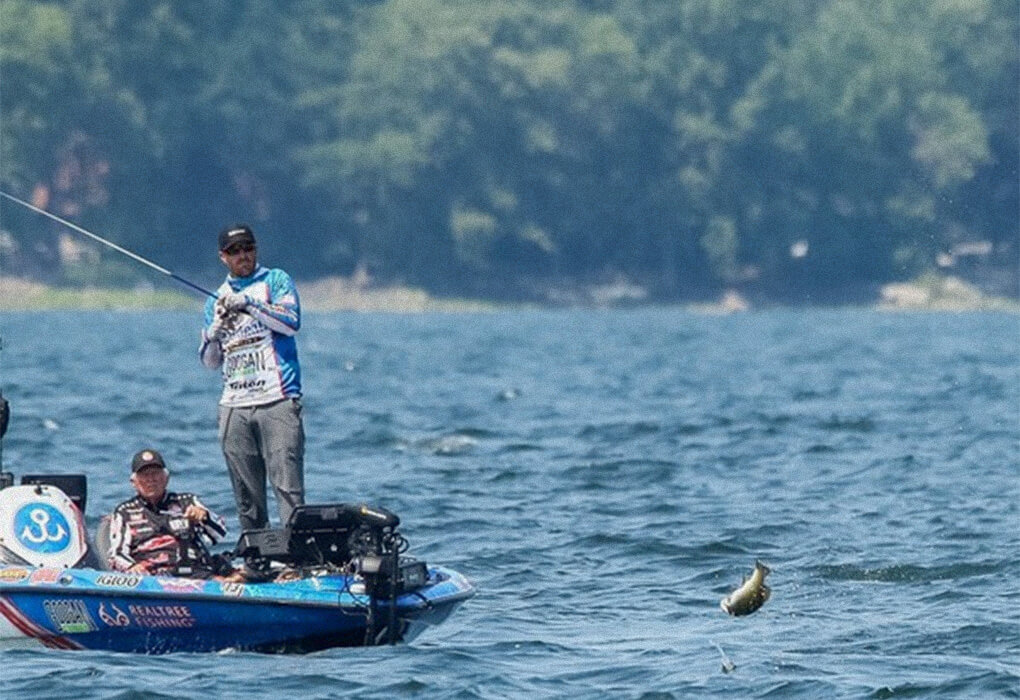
[0,275,1015,312]
[0,276,494,312]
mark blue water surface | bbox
[0,309,1017,698]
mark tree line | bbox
[1,0,1016,302]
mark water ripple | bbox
[0,309,1016,698]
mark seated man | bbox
[108,449,236,579]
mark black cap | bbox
[131,449,166,473]
[218,224,256,251]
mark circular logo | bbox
[13,503,71,553]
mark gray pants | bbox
[218,398,305,531]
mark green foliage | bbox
[0,1,75,187]
[0,0,1015,301]
[911,92,990,188]
[728,0,1010,290]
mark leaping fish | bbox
[720,560,771,616]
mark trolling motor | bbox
[234,503,428,643]
[235,503,424,577]
[235,503,427,643]
[235,503,402,569]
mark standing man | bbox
[200,224,305,531]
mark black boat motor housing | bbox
[234,502,427,596]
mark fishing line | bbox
[0,190,216,298]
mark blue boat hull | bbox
[0,564,473,653]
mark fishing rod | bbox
[0,190,216,298]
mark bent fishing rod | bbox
[0,189,216,298]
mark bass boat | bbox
[0,472,474,653]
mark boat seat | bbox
[90,515,114,570]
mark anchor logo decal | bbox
[13,503,71,553]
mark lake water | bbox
[0,309,1017,698]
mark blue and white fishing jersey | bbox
[201,265,302,407]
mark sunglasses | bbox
[224,243,256,255]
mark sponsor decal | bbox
[0,568,30,582]
[14,503,71,553]
[95,573,143,588]
[219,582,246,597]
[225,349,268,377]
[98,602,131,627]
[43,599,98,634]
[233,323,265,343]
[127,604,196,629]
[155,577,205,594]
[226,378,269,392]
[167,517,191,535]
[29,568,62,585]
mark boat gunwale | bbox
[0,565,475,611]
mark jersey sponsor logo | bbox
[136,534,177,553]
[225,349,268,377]
[167,517,190,535]
[226,378,269,392]
[43,599,98,634]
[227,325,264,346]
